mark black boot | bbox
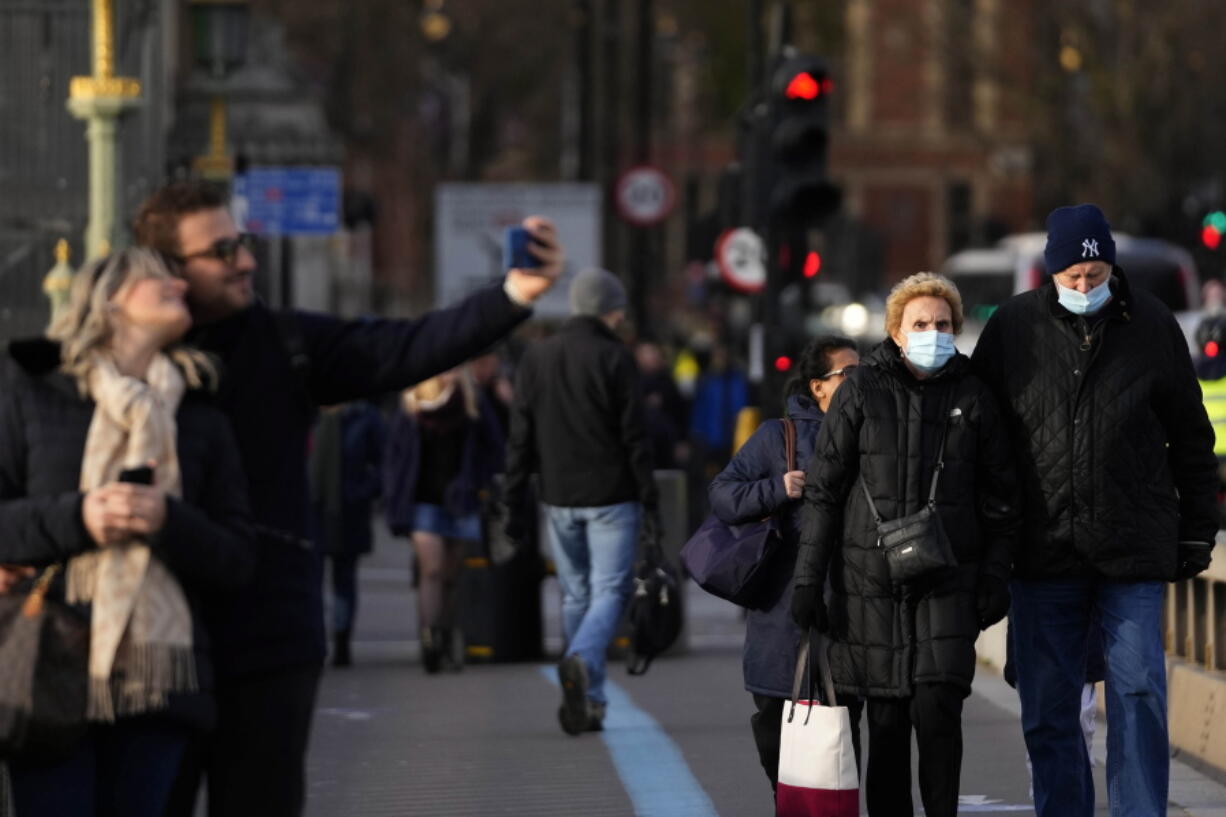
[421,627,443,674]
[332,629,352,668]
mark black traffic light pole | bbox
[629,0,654,336]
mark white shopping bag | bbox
[776,634,859,817]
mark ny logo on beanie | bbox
[1081,239,1100,258]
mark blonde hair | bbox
[47,247,217,394]
[401,366,479,419]
[884,272,965,338]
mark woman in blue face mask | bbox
[790,272,1022,817]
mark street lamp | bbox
[189,0,251,179]
[66,0,143,260]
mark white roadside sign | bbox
[716,227,767,293]
[434,183,603,319]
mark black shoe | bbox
[421,628,444,675]
[585,701,606,732]
[557,654,589,736]
[332,629,352,668]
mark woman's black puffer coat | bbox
[794,341,1021,699]
[0,338,257,731]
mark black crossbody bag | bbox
[858,411,957,585]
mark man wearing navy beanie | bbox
[972,205,1217,816]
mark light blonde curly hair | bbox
[47,247,217,394]
[884,272,965,338]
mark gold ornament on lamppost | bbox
[67,0,143,261]
[189,0,251,180]
[42,239,75,323]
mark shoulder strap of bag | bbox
[782,417,797,472]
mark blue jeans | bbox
[1010,578,1168,817]
[10,718,189,817]
[544,501,640,705]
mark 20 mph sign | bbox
[615,166,676,226]
[716,228,767,293]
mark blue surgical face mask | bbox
[903,330,956,373]
[1055,276,1113,315]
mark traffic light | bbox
[764,53,841,226]
[1203,211,1226,250]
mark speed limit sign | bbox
[615,166,676,227]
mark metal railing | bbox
[1165,542,1226,673]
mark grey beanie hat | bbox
[569,267,628,317]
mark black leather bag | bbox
[0,565,89,762]
[625,544,683,676]
[859,410,957,586]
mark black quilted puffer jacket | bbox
[971,271,1218,581]
[794,342,1021,699]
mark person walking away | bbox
[636,340,689,469]
[131,180,564,817]
[384,367,505,672]
[309,400,385,668]
[792,272,1021,817]
[504,267,659,735]
[0,249,254,816]
[972,204,1217,817]
[708,336,860,797]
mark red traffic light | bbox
[774,355,793,372]
[1203,225,1222,250]
[1207,341,1221,358]
[785,72,821,100]
[803,251,822,278]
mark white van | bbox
[941,232,1201,351]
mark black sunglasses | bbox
[171,233,257,266]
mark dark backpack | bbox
[625,546,683,676]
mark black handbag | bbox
[858,411,958,585]
[681,419,796,608]
[0,565,89,762]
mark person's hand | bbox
[783,470,805,499]
[1176,541,1213,580]
[976,575,1011,630]
[0,565,35,594]
[639,509,662,551]
[790,584,828,633]
[505,217,564,304]
[83,483,168,546]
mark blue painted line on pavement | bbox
[539,666,720,817]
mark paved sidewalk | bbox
[302,522,1226,816]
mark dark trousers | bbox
[864,682,965,817]
[167,665,322,817]
[9,718,189,817]
[330,551,360,632]
[750,693,864,792]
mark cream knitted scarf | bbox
[66,353,197,721]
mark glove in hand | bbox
[790,584,828,633]
[1176,541,1213,580]
[976,575,1011,630]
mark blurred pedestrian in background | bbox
[689,343,749,472]
[973,204,1217,817]
[635,340,689,470]
[132,180,563,817]
[793,272,1020,817]
[0,249,254,816]
[708,336,859,797]
[309,400,385,668]
[504,267,659,735]
[384,368,505,673]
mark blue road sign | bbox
[234,167,341,235]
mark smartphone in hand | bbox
[503,226,543,271]
[118,465,154,485]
